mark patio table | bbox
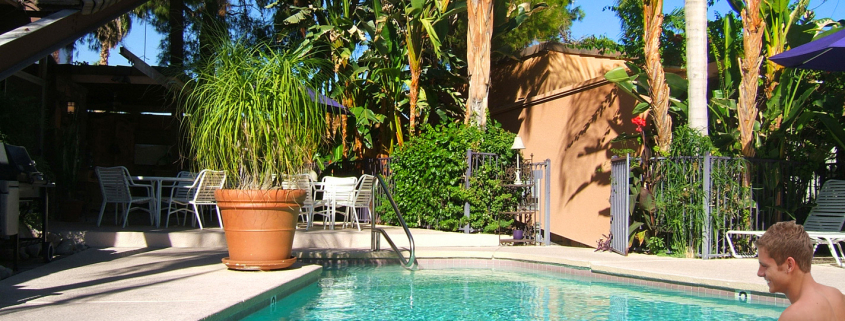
[133,176,196,228]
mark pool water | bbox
[242,265,784,321]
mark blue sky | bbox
[76,0,845,66]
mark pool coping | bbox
[293,247,792,308]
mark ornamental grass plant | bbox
[182,39,329,190]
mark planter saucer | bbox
[222,256,297,271]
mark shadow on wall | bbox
[490,51,612,138]
[512,84,638,221]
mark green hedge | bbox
[379,121,518,232]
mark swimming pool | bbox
[241,265,783,320]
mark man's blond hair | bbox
[756,221,813,273]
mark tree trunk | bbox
[738,0,764,158]
[199,0,225,63]
[465,0,493,129]
[685,0,708,135]
[408,59,421,135]
[644,0,672,153]
[99,45,110,65]
[169,0,184,66]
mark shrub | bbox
[379,121,518,232]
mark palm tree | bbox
[644,0,672,153]
[685,0,708,135]
[82,14,132,65]
[738,0,764,157]
[466,0,493,129]
[404,0,453,135]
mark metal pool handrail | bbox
[371,174,416,270]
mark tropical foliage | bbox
[606,0,845,256]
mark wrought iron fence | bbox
[610,154,834,258]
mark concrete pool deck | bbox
[1,225,843,320]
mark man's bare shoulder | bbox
[779,303,819,321]
[818,285,845,321]
[779,286,842,321]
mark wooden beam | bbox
[119,47,185,91]
[33,0,81,6]
[1,0,23,8]
[12,70,45,86]
[70,74,159,85]
[0,0,149,81]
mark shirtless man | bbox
[756,221,845,321]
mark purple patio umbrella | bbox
[769,28,845,71]
[306,88,349,114]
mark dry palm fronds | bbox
[643,0,672,154]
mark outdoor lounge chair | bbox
[726,179,845,267]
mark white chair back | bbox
[322,176,356,203]
[192,170,226,204]
[353,175,376,207]
[96,166,132,203]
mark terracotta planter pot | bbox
[215,189,306,271]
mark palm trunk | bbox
[409,63,421,135]
[685,0,708,135]
[738,0,764,158]
[465,0,493,129]
[99,45,110,65]
[406,22,423,136]
[644,0,672,153]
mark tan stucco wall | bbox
[490,48,637,247]
[490,50,628,104]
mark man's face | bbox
[757,247,789,293]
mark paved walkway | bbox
[1,226,843,320]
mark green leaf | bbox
[604,66,631,83]
[633,102,650,115]
[815,112,845,150]
[665,72,688,95]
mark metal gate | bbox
[462,149,499,233]
[610,155,630,255]
[464,149,551,245]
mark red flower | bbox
[631,116,646,127]
[631,116,646,132]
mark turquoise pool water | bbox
[242,265,783,320]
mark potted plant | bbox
[183,38,328,271]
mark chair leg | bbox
[307,205,315,230]
[352,207,361,231]
[215,205,223,229]
[122,204,131,228]
[97,201,107,227]
[193,204,204,230]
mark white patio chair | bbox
[726,179,845,266]
[313,176,356,230]
[336,174,375,231]
[279,173,316,229]
[95,166,155,227]
[163,169,226,229]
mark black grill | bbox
[0,143,54,270]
